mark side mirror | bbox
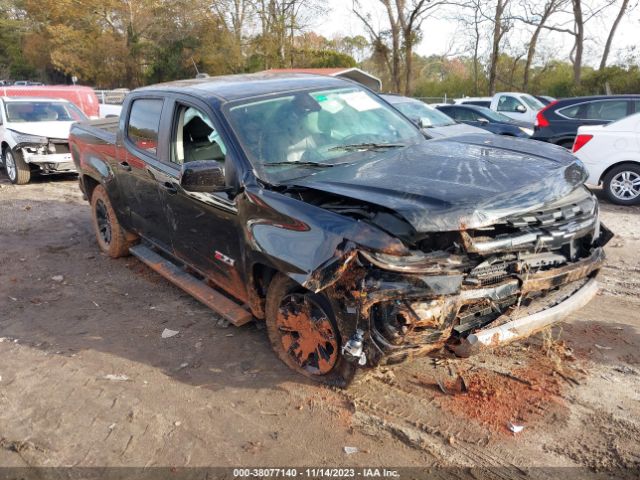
[180,160,229,193]
[477,117,489,124]
[515,105,527,113]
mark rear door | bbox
[118,96,176,249]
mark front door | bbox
[495,94,530,123]
[159,101,248,302]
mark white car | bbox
[489,92,545,125]
[0,97,87,184]
[573,112,640,205]
[382,95,490,139]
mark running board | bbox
[129,244,253,327]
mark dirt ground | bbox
[0,173,639,478]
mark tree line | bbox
[0,0,638,97]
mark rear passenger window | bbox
[560,100,628,121]
[127,99,163,156]
[587,100,627,121]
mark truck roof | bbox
[136,73,352,102]
[1,96,70,103]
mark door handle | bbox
[161,181,178,195]
[118,161,132,172]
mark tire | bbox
[3,148,31,185]
[90,184,134,257]
[265,274,356,387]
[602,164,640,206]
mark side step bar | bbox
[129,244,253,327]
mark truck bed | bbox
[73,118,119,144]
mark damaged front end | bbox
[14,136,76,174]
[318,187,612,367]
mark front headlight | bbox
[360,250,468,274]
[519,127,534,136]
[9,130,48,145]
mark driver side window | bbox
[172,104,226,166]
[497,96,525,113]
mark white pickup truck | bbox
[0,96,87,184]
[456,92,545,125]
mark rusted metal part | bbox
[520,248,604,293]
[129,244,252,326]
[276,294,338,374]
[450,277,599,357]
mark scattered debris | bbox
[174,421,182,427]
[507,422,525,434]
[103,374,129,382]
[108,423,116,430]
[437,379,450,395]
[448,436,456,445]
[343,446,358,455]
[594,344,612,350]
[216,318,230,328]
[161,328,179,339]
[51,275,64,283]
[614,365,637,375]
[8,296,17,301]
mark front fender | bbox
[241,186,408,292]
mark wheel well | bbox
[599,161,640,185]
[1,141,10,155]
[249,263,278,319]
[82,175,100,201]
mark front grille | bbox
[504,188,596,229]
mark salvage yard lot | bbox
[1,174,639,474]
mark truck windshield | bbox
[225,87,423,182]
[5,101,87,123]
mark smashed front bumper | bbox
[356,244,607,366]
[451,277,598,357]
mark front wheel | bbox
[3,148,31,184]
[90,184,136,257]
[603,164,640,206]
[265,274,356,387]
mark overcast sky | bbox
[314,0,639,68]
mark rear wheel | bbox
[90,184,135,257]
[3,148,31,185]
[603,164,640,206]
[265,274,356,386]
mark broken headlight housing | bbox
[360,250,469,274]
[9,130,48,145]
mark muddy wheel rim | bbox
[95,199,112,245]
[276,293,339,375]
[610,171,640,201]
[5,151,16,181]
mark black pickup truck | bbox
[69,74,611,386]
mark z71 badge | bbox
[214,250,235,267]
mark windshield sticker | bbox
[342,91,381,112]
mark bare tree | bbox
[353,0,449,94]
[599,0,634,70]
[515,0,567,90]
[533,0,616,86]
[487,0,511,94]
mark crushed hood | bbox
[8,121,74,140]
[291,134,587,232]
